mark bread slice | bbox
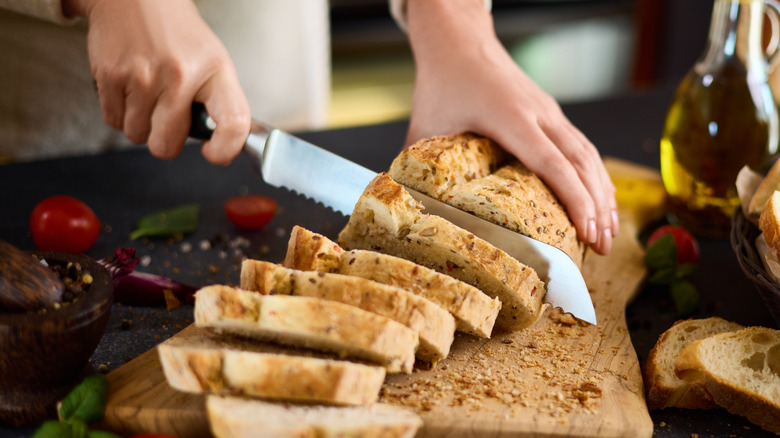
[283,226,343,274]
[158,327,385,405]
[241,259,455,364]
[284,225,501,338]
[207,396,422,438]
[675,326,780,433]
[760,190,780,260]
[389,134,582,267]
[387,132,506,199]
[194,285,417,373]
[749,158,780,220]
[642,317,743,410]
[338,172,546,331]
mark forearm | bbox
[406,0,498,69]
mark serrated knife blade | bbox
[189,104,597,324]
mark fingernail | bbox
[611,209,620,236]
[587,219,597,244]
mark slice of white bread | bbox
[642,317,744,410]
[158,327,385,405]
[760,190,780,260]
[283,225,501,338]
[207,396,422,438]
[389,133,583,267]
[194,285,417,373]
[241,259,455,364]
[338,172,546,331]
[674,326,780,433]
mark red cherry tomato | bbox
[647,225,700,264]
[30,195,101,254]
[224,194,277,230]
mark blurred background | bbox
[326,0,714,128]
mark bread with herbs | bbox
[283,225,501,338]
[338,172,545,331]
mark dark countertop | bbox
[1,84,777,437]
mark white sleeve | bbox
[0,0,77,24]
[388,0,492,33]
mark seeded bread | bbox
[158,327,386,405]
[207,396,422,438]
[445,162,584,267]
[387,132,506,199]
[194,285,417,373]
[389,134,583,267]
[674,326,780,433]
[338,172,546,331]
[241,259,455,364]
[284,225,501,338]
[642,317,743,410]
[283,226,343,274]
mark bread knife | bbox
[189,103,597,325]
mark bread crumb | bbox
[381,310,604,418]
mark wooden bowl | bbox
[0,251,113,427]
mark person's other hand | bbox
[64,0,250,165]
[405,0,617,255]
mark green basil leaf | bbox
[675,263,698,279]
[648,267,677,285]
[670,280,699,317]
[69,418,88,438]
[58,374,109,424]
[32,421,73,438]
[644,233,677,272]
[87,430,123,438]
[130,203,200,240]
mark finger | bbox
[147,90,192,160]
[572,125,620,237]
[496,128,598,248]
[543,122,615,254]
[194,69,251,165]
[122,69,156,145]
[94,72,127,131]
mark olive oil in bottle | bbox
[660,0,779,237]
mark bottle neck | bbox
[699,0,766,69]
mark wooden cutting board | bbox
[98,214,653,438]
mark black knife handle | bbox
[189,101,215,140]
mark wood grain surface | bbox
[98,213,652,438]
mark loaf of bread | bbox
[642,317,743,410]
[207,396,422,438]
[241,259,455,364]
[675,326,780,433]
[158,327,386,405]
[389,133,583,266]
[338,172,545,331]
[284,225,501,338]
[387,132,506,199]
[194,285,418,373]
